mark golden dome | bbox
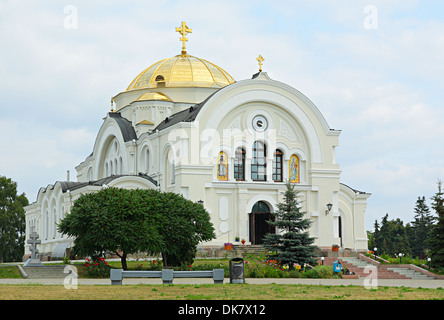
[136,92,172,101]
[126,54,235,91]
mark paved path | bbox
[1,277,444,289]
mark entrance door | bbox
[249,201,275,245]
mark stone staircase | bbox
[319,256,436,279]
[232,245,265,256]
[385,266,435,280]
[20,265,69,279]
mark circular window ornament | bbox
[252,115,268,132]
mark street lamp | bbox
[398,253,403,264]
[321,257,324,265]
[325,203,333,215]
[373,247,377,260]
[428,257,431,270]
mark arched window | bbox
[252,201,270,213]
[234,147,245,181]
[145,148,150,173]
[289,154,300,183]
[53,208,57,239]
[171,160,176,185]
[273,149,283,182]
[45,209,49,240]
[251,141,266,181]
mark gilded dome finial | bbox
[176,21,192,55]
[257,54,264,72]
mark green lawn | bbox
[0,283,443,300]
[0,265,22,278]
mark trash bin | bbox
[229,257,245,284]
[333,260,342,273]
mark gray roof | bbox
[42,174,158,194]
[108,112,137,142]
[151,87,224,133]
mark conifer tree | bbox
[263,182,317,269]
[429,180,444,268]
[410,196,434,258]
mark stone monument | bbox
[23,231,44,267]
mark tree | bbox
[58,188,163,270]
[0,176,28,262]
[58,187,215,269]
[409,196,434,258]
[262,182,317,269]
[155,192,215,267]
[372,213,411,257]
[428,180,444,268]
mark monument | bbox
[23,231,44,267]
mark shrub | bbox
[303,265,335,278]
[83,257,110,278]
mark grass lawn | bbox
[2,259,444,301]
[0,266,22,278]
[0,283,443,300]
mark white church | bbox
[24,22,370,260]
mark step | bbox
[387,267,434,280]
[318,257,422,279]
[21,265,70,279]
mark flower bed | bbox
[242,252,340,279]
[83,257,111,278]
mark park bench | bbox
[110,268,225,285]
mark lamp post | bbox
[398,253,403,264]
[373,247,377,260]
[321,257,324,265]
[428,257,431,270]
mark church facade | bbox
[24,23,370,260]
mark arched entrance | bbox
[249,201,275,245]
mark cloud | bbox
[1,0,443,230]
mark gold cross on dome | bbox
[176,21,192,55]
[257,54,264,72]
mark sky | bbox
[1,0,444,231]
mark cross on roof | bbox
[257,55,264,72]
[176,21,192,55]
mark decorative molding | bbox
[279,119,296,141]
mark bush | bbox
[83,257,110,278]
[244,258,303,278]
[303,265,335,279]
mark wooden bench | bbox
[110,268,225,285]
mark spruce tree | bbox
[410,196,434,258]
[263,182,317,269]
[429,180,444,268]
